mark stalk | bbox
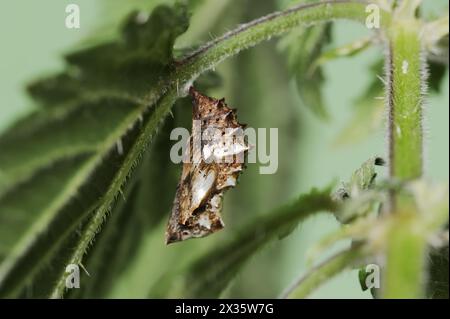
[383,1,427,298]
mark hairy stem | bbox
[383,2,427,298]
[49,92,178,298]
[383,211,427,298]
[387,18,423,182]
[173,0,389,89]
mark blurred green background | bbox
[0,0,448,298]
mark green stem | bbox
[280,247,365,299]
[383,2,427,298]
[383,211,427,298]
[174,0,390,87]
[387,17,423,181]
[49,92,178,298]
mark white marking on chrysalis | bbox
[198,214,212,229]
[116,139,123,155]
[213,142,248,159]
[210,194,222,209]
[191,170,216,210]
[223,176,236,188]
[203,144,214,162]
[402,60,409,74]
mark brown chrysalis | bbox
[165,87,248,244]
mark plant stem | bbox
[179,187,337,298]
[383,2,427,298]
[383,211,427,298]
[280,246,365,299]
[174,0,389,88]
[49,92,178,298]
[387,18,423,182]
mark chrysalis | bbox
[165,87,248,244]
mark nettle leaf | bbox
[335,157,385,199]
[427,244,449,299]
[0,98,136,196]
[409,181,449,299]
[333,157,385,223]
[423,13,448,92]
[57,177,142,299]
[150,187,336,298]
[312,37,372,69]
[278,1,332,119]
[0,4,189,298]
[428,57,448,94]
[28,5,189,107]
[306,158,386,265]
[64,98,198,299]
[85,0,203,46]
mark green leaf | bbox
[0,4,189,298]
[312,37,372,71]
[0,98,137,196]
[423,12,448,70]
[278,22,332,119]
[426,245,449,299]
[150,187,336,298]
[428,58,448,93]
[358,266,369,291]
[333,157,385,223]
[63,96,202,298]
[82,0,202,46]
[421,13,448,93]
[56,177,142,299]
[28,5,189,107]
[358,262,377,298]
[412,182,449,299]
[346,157,385,192]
